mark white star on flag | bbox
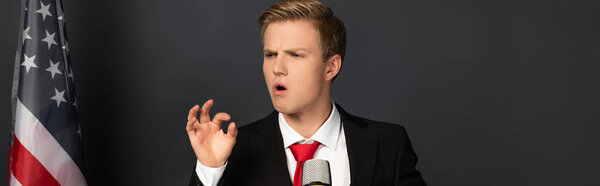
[35,1,53,21]
[21,54,38,73]
[46,60,62,79]
[23,27,32,43]
[41,30,58,49]
[50,88,67,108]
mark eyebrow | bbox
[284,48,308,54]
[263,47,309,53]
[263,48,276,53]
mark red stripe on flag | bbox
[10,136,60,186]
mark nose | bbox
[273,54,287,76]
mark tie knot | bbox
[289,141,321,162]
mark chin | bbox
[271,100,287,113]
[271,97,295,114]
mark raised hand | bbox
[186,99,238,167]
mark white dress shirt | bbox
[195,103,351,186]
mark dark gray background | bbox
[1,0,599,185]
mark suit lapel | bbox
[256,111,293,186]
[337,104,378,186]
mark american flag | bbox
[8,0,87,185]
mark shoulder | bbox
[337,105,413,151]
[336,104,409,138]
[367,117,408,134]
[350,114,410,140]
[337,103,407,128]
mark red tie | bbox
[289,141,321,186]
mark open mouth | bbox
[273,83,287,95]
[276,85,287,91]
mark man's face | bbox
[263,20,329,114]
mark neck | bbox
[282,97,332,139]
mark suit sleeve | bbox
[189,166,203,186]
[395,127,427,186]
[189,160,227,186]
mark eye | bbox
[291,53,302,58]
[264,53,276,58]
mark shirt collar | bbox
[278,102,341,150]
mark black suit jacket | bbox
[190,104,426,186]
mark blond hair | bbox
[258,0,347,62]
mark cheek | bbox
[263,62,271,78]
[292,64,322,90]
[263,62,272,88]
[262,61,267,75]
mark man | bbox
[186,0,426,185]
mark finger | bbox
[212,112,231,126]
[199,99,214,123]
[187,105,200,120]
[227,122,238,138]
[186,117,197,132]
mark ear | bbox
[324,54,342,81]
